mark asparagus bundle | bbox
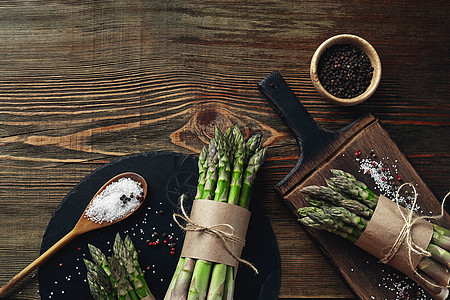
[164,126,266,300]
[298,169,450,300]
[84,233,156,300]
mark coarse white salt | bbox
[358,157,420,213]
[85,177,143,224]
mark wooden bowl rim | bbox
[310,34,382,106]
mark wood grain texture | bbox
[0,0,448,299]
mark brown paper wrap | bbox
[180,199,251,270]
[355,195,434,276]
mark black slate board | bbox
[38,151,280,300]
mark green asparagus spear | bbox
[109,256,139,300]
[305,194,373,219]
[123,235,155,300]
[299,216,360,243]
[88,244,116,289]
[432,225,450,251]
[86,267,108,300]
[227,133,245,205]
[417,257,450,287]
[427,243,450,269]
[322,206,368,231]
[330,169,378,197]
[171,258,196,299]
[164,257,187,300]
[298,207,363,238]
[410,271,449,300]
[85,259,113,300]
[188,260,213,299]
[214,129,232,202]
[222,265,235,300]
[245,134,262,161]
[202,140,219,200]
[328,175,378,208]
[434,224,450,237]
[206,263,227,300]
[113,233,151,299]
[195,146,209,199]
[238,148,267,209]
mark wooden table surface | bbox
[0,1,448,299]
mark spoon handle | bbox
[0,229,79,297]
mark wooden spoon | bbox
[0,172,147,297]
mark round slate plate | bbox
[38,151,280,300]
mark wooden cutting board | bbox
[258,71,450,299]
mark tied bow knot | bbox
[173,195,259,274]
[381,183,449,288]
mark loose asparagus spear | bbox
[109,256,139,300]
[123,235,155,300]
[88,244,116,288]
[114,233,151,300]
[85,259,113,300]
[86,268,108,300]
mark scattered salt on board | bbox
[85,177,144,224]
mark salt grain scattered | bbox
[358,157,420,212]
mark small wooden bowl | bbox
[310,34,382,106]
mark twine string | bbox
[172,195,259,274]
[380,183,449,288]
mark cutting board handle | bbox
[258,71,337,163]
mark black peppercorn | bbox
[318,44,373,98]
